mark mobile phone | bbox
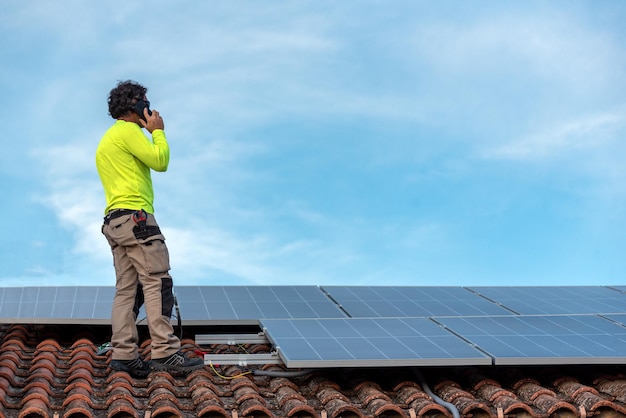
[133,100,153,121]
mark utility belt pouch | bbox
[133,225,162,240]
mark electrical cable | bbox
[411,368,460,418]
[173,293,182,340]
[207,361,253,379]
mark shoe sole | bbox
[150,361,204,373]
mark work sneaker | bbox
[151,350,204,373]
[110,357,150,378]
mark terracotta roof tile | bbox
[433,380,495,417]
[106,395,139,418]
[596,375,626,404]
[2,324,626,417]
[17,397,49,418]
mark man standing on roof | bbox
[96,80,203,378]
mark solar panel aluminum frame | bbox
[267,348,491,369]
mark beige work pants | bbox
[102,212,180,360]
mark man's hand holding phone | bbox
[141,108,164,133]
[133,99,164,133]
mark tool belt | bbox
[103,209,135,224]
[103,209,162,239]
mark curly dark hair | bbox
[107,80,148,119]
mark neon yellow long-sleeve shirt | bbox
[96,120,170,214]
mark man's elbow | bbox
[154,154,170,172]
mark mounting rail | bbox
[196,332,283,366]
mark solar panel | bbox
[468,286,626,315]
[261,317,491,368]
[0,286,115,324]
[175,286,347,325]
[322,286,514,317]
[436,315,626,365]
[0,285,346,325]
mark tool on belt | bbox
[132,209,148,231]
[132,209,161,239]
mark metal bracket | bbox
[204,352,283,366]
[197,333,282,365]
[196,333,269,345]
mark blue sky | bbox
[1,1,625,287]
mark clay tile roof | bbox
[2,323,626,418]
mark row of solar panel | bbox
[2,285,626,322]
[2,285,625,367]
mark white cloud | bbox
[483,111,626,161]
[163,226,288,284]
[31,144,111,269]
[412,14,619,87]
